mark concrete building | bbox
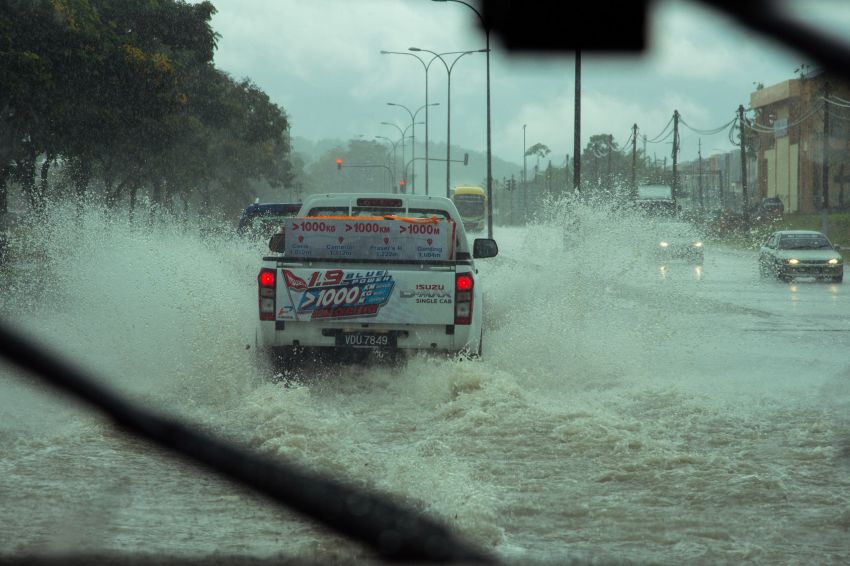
[750,71,850,213]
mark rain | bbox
[2,1,850,565]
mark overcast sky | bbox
[208,0,850,167]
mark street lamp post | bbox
[381,122,406,185]
[523,124,527,221]
[375,135,399,185]
[387,102,438,194]
[431,0,494,239]
[381,50,434,196]
[381,49,480,196]
[410,48,482,198]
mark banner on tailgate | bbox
[282,217,456,261]
[278,268,395,321]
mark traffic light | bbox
[398,180,406,193]
[335,158,343,170]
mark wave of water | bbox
[2,201,849,564]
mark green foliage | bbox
[0,0,290,219]
[525,142,551,159]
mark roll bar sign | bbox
[283,218,456,261]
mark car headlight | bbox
[692,241,703,248]
[828,258,839,265]
[787,258,799,265]
[659,241,669,248]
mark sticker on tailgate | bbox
[280,269,395,320]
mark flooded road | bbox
[2,208,849,564]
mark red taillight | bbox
[455,273,474,325]
[258,269,276,321]
[259,270,275,287]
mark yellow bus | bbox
[450,185,487,232]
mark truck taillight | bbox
[455,273,474,325]
[258,268,276,321]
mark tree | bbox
[1,0,293,224]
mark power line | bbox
[645,116,674,143]
[823,95,850,109]
[679,115,738,136]
[744,101,823,133]
[728,116,740,147]
[828,93,850,105]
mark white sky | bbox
[208,0,850,166]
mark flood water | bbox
[2,204,849,564]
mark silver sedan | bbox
[758,230,844,283]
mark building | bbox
[750,71,850,213]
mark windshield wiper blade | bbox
[0,320,495,564]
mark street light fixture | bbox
[379,122,423,188]
[375,135,399,184]
[431,0,494,239]
[409,47,484,198]
[380,122,407,187]
[387,102,438,194]
[381,49,479,196]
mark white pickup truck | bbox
[255,193,498,363]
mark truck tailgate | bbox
[274,265,456,325]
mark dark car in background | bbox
[759,230,843,282]
[754,196,784,220]
[652,220,705,265]
[237,202,301,240]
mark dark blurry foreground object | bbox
[0,321,495,564]
[481,0,850,80]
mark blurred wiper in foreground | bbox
[0,320,495,565]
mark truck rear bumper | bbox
[257,320,478,354]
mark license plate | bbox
[336,332,395,349]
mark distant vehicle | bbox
[255,193,499,365]
[759,230,843,282]
[636,184,677,217]
[652,220,704,265]
[237,203,302,240]
[450,185,486,232]
[754,196,784,220]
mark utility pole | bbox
[510,174,516,225]
[573,50,581,191]
[698,138,703,210]
[631,124,638,200]
[739,104,749,223]
[672,110,680,207]
[522,124,527,223]
[822,81,830,234]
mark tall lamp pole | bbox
[381,122,406,185]
[431,0,493,239]
[375,135,399,185]
[387,103,438,194]
[410,48,482,198]
[381,49,476,196]
[574,50,581,192]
